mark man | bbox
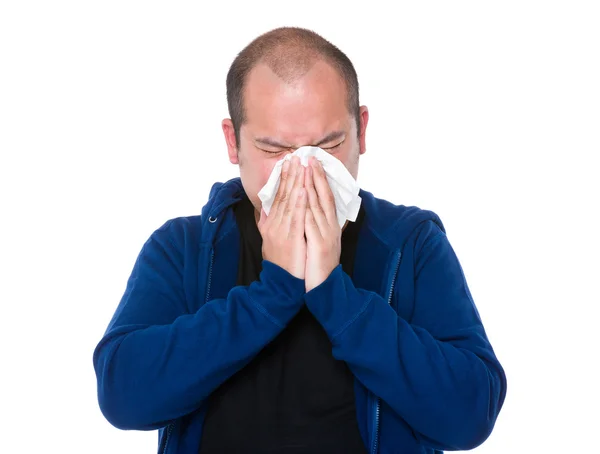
[93,27,506,454]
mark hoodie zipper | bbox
[205,248,214,304]
[161,248,214,454]
[371,249,402,454]
[161,423,174,454]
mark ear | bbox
[222,119,239,164]
[358,105,369,155]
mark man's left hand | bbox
[304,157,342,293]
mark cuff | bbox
[304,264,374,343]
[247,260,306,328]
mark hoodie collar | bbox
[200,177,444,249]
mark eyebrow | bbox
[254,130,346,149]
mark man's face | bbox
[223,60,369,218]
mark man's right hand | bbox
[258,156,307,280]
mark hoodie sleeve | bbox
[303,220,507,451]
[93,222,305,431]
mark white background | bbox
[1,1,598,453]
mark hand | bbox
[304,157,342,292]
[258,156,307,280]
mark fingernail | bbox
[283,160,290,172]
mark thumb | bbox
[257,207,267,229]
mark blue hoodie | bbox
[93,177,506,454]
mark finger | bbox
[281,165,305,232]
[271,159,293,223]
[310,159,337,227]
[273,158,298,225]
[289,185,307,239]
[304,204,321,242]
[283,157,303,217]
[305,164,327,235]
[257,207,267,231]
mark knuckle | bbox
[277,192,288,204]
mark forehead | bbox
[243,60,352,140]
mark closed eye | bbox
[258,142,342,154]
[258,147,289,154]
[323,142,343,151]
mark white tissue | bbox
[257,146,362,229]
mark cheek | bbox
[243,158,276,190]
[260,161,277,184]
[244,153,290,189]
[337,147,359,177]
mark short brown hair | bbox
[226,27,361,148]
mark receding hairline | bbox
[247,55,346,88]
[226,27,361,143]
[238,28,355,97]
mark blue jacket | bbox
[93,177,506,454]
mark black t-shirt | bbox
[199,195,367,454]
